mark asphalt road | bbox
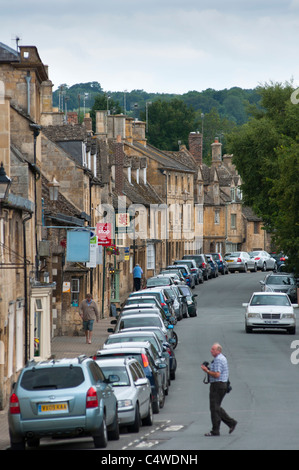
[27,270,299,451]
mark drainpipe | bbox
[23,212,33,364]
[25,71,31,116]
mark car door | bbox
[90,362,115,426]
[130,362,150,417]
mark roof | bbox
[0,42,19,62]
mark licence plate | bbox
[38,403,68,414]
[227,260,233,262]
[264,320,279,324]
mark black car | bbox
[209,253,229,275]
[206,255,219,278]
[182,254,211,281]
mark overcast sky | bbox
[2,0,299,93]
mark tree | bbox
[227,81,299,273]
[141,98,198,151]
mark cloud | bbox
[1,0,299,93]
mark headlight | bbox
[282,314,295,319]
[247,313,261,318]
[118,399,133,408]
[187,300,192,305]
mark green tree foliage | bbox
[227,82,299,273]
[140,98,198,151]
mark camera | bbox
[202,361,209,368]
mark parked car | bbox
[225,251,257,273]
[260,272,298,303]
[177,285,198,317]
[104,330,171,385]
[170,284,189,318]
[270,252,288,269]
[8,356,119,449]
[121,304,172,325]
[162,285,185,321]
[173,259,203,285]
[123,296,164,311]
[209,253,229,275]
[129,288,176,319]
[94,344,166,413]
[116,327,177,380]
[146,275,175,288]
[249,250,277,271]
[243,292,297,334]
[205,255,219,278]
[94,357,153,432]
[160,268,186,284]
[182,254,212,281]
[166,264,195,288]
[102,341,169,398]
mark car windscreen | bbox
[266,276,295,285]
[251,295,291,306]
[20,366,85,390]
[120,317,162,329]
[147,278,170,286]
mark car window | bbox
[20,366,85,390]
[129,364,139,382]
[134,361,146,378]
[266,276,295,285]
[251,295,291,306]
[100,365,130,386]
[89,361,106,382]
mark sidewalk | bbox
[0,315,112,450]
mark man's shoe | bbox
[229,421,237,434]
[204,431,220,436]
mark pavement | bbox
[0,315,113,450]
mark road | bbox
[32,270,299,451]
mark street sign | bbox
[96,222,112,246]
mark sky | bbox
[1,0,299,94]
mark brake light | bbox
[201,262,206,268]
[86,387,98,409]
[237,258,242,262]
[141,353,149,368]
[160,302,166,307]
[9,393,20,414]
[254,257,260,260]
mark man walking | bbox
[133,263,143,291]
[201,343,237,436]
[79,293,99,344]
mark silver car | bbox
[8,356,119,449]
[225,251,257,273]
[249,251,277,271]
[243,292,297,334]
[95,357,153,432]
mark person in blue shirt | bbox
[201,343,237,436]
[133,263,143,291]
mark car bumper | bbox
[227,262,245,271]
[246,318,295,329]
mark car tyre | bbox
[152,398,160,414]
[108,410,120,440]
[262,262,267,271]
[245,323,253,333]
[288,326,296,335]
[159,389,165,409]
[129,404,141,433]
[93,415,108,448]
[142,400,154,426]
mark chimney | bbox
[114,134,124,194]
[188,132,202,165]
[83,113,92,132]
[211,137,222,166]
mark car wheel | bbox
[288,326,296,335]
[9,434,25,450]
[253,263,257,272]
[142,400,154,426]
[171,331,178,349]
[159,389,165,409]
[262,262,267,271]
[170,368,176,380]
[108,410,120,440]
[93,415,108,448]
[245,323,253,333]
[27,437,40,448]
[129,404,141,433]
[243,264,248,273]
[152,398,160,414]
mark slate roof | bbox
[0,42,20,62]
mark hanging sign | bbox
[96,222,112,246]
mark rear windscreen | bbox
[20,367,85,390]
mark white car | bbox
[249,250,277,271]
[243,292,298,334]
[225,251,257,272]
[95,357,153,432]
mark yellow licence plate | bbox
[39,403,68,413]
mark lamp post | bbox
[48,177,60,201]
[0,162,12,201]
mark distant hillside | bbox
[52,82,261,126]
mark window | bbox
[254,222,259,234]
[71,278,80,307]
[231,214,237,229]
[34,299,43,357]
[215,210,220,224]
[147,243,155,270]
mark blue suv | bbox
[8,356,119,449]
